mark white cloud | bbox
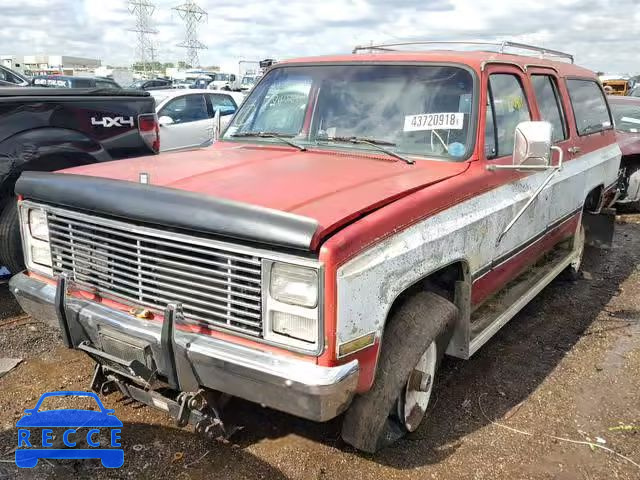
[1,0,638,74]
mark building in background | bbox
[0,55,101,76]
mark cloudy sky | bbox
[2,0,639,74]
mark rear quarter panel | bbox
[0,95,156,159]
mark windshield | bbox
[242,76,256,86]
[224,65,475,161]
[214,73,230,82]
[611,102,640,133]
[129,80,146,89]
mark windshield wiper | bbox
[230,132,306,151]
[317,136,415,165]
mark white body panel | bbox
[160,118,214,152]
[619,168,640,203]
[335,144,621,356]
[152,90,242,152]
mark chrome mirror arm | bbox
[497,168,559,244]
[551,145,563,169]
[495,145,564,244]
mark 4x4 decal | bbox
[91,116,134,128]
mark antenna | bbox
[173,1,208,67]
[128,0,158,75]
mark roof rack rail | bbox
[352,40,574,64]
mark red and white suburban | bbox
[11,41,621,452]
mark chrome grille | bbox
[47,209,264,337]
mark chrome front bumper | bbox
[10,272,359,422]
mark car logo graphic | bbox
[90,116,134,128]
[15,391,124,468]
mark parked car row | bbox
[32,74,121,89]
[5,40,635,455]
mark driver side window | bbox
[159,94,208,124]
[485,74,531,159]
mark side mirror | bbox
[158,115,174,126]
[513,121,552,167]
[212,109,221,142]
[487,121,562,172]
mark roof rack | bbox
[352,40,574,64]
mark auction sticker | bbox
[404,112,464,132]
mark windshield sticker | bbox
[404,113,464,132]
[448,142,466,157]
[621,116,640,125]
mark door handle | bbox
[568,146,581,155]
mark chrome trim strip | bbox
[469,250,578,355]
[9,273,356,422]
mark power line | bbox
[128,0,158,73]
[173,1,208,67]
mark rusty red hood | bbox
[61,142,468,243]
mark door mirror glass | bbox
[158,115,174,126]
[513,121,552,167]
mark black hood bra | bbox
[16,171,319,251]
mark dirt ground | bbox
[0,217,639,480]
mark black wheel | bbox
[340,291,458,453]
[0,198,25,274]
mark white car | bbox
[151,89,245,152]
[238,75,259,92]
[206,73,237,91]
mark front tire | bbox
[340,291,458,453]
[0,199,24,274]
[396,340,438,432]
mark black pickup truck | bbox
[0,88,159,273]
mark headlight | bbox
[265,261,321,350]
[271,311,317,343]
[30,240,52,267]
[270,263,318,308]
[19,204,53,276]
[28,209,49,241]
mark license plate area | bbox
[98,328,155,370]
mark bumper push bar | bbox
[11,272,359,426]
[56,274,229,435]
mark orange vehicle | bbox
[602,79,630,96]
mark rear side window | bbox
[531,75,567,142]
[567,79,612,135]
[159,94,208,124]
[485,74,531,158]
